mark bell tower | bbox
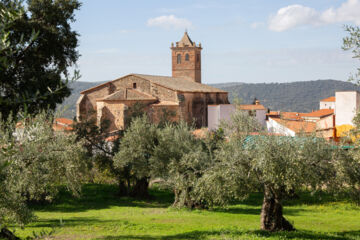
[171,31,202,83]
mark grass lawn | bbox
[10,184,360,240]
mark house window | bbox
[177,54,181,64]
[185,53,190,61]
[133,83,137,89]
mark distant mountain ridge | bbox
[58,79,360,118]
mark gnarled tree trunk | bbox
[260,186,294,232]
[118,179,128,197]
[172,187,206,209]
[0,227,20,240]
[130,177,149,199]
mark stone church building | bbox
[76,32,229,132]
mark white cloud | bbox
[147,15,192,30]
[269,0,360,32]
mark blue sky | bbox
[72,0,360,84]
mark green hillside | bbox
[58,79,360,118]
[214,79,360,112]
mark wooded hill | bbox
[58,79,360,118]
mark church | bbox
[76,32,229,131]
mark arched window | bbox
[177,54,181,64]
[185,53,190,61]
[196,54,200,62]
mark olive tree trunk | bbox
[0,227,20,240]
[118,179,128,197]
[172,187,206,209]
[130,177,150,199]
[260,186,294,232]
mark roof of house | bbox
[238,104,267,110]
[267,111,280,115]
[55,118,74,125]
[320,96,336,102]
[53,118,74,131]
[271,112,305,120]
[301,109,334,118]
[99,88,157,101]
[271,118,316,133]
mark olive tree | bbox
[150,122,217,208]
[113,115,158,198]
[197,110,334,231]
[0,112,87,237]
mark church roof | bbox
[133,74,227,93]
[81,74,227,94]
[177,31,195,47]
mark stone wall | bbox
[112,75,151,95]
[179,92,229,127]
[149,105,180,124]
[150,83,178,102]
[172,47,201,83]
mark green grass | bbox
[10,184,360,240]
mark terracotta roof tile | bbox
[55,118,74,125]
[279,112,305,120]
[301,109,334,118]
[271,118,316,133]
[320,96,335,102]
[238,104,267,110]
[53,118,74,132]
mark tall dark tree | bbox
[0,0,81,120]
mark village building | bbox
[319,96,336,110]
[76,32,229,132]
[266,91,360,140]
[207,100,268,130]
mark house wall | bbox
[208,104,236,130]
[180,92,229,128]
[266,118,295,137]
[335,91,360,126]
[255,109,267,126]
[316,115,335,139]
[320,101,335,110]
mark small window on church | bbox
[133,83,136,89]
[177,54,181,64]
[197,54,200,62]
[185,53,190,61]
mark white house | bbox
[319,96,335,110]
[207,100,268,130]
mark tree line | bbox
[2,105,360,239]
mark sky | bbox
[72,0,360,84]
